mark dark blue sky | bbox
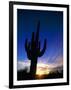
[17,9,63,64]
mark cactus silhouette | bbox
[25,21,47,77]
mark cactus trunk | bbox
[30,57,37,77]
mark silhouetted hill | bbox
[17,66,63,80]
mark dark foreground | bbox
[17,70,63,80]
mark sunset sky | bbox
[17,9,63,72]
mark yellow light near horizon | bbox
[36,63,50,76]
[37,63,48,67]
[36,69,49,75]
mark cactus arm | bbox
[38,41,40,50]
[38,39,46,57]
[25,39,31,50]
[31,32,35,49]
[27,49,31,60]
[25,39,31,59]
[25,38,28,51]
[31,32,35,43]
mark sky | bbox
[17,9,63,70]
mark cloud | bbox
[17,60,31,73]
[17,56,63,73]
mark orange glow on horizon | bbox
[36,63,50,76]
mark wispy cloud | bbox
[17,56,63,73]
[17,60,31,72]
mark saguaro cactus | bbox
[25,21,47,77]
